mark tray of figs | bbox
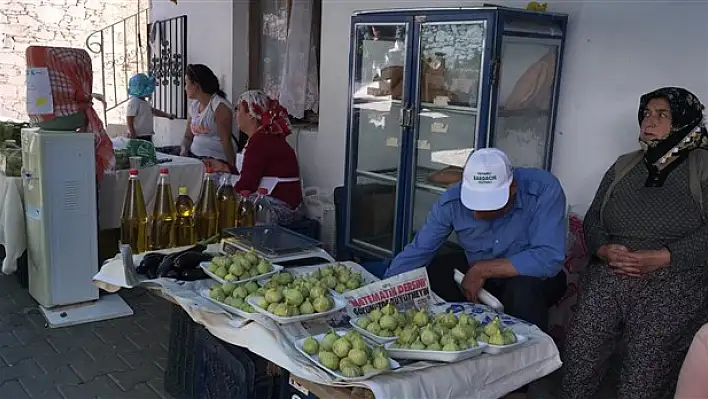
[246,271,346,324]
[200,249,283,284]
[383,309,489,363]
[295,329,400,381]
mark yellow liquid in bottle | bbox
[216,176,237,234]
[120,170,148,253]
[196,171,219,240]
[175,187,196,246]
[150,171,176,250]
[237,191,255,227]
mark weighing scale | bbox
[221,226,335,264]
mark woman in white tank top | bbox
[180,64,237,171]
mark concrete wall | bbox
[0,0,143,131]
[150,0,250,147]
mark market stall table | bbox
[93,247,562,399]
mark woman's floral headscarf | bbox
[237,90,292,136]
[639,87,707,187]
[128,73,156,98]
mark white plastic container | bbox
[198,288,259,319]
[482,333,529,355]
[246,295,347,324]
[384,340,487,363]
[348,317,398,344]
[200,261,284,284]
[453,269,504,311]
[294,330,400,382]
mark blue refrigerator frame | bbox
[342,7,568,261]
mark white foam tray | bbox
[294,330,400,382]
[246,295,347,324]
[482,333,529,355]
[384,340,487,363]
[198,288,259,319]
[200,261,284,284]
[348,317,398,344]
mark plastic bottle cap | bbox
[257,188,268,195]
[178,187,188,195]
[160,168,169,174]
[205,167,214,174]
[240,190,251,196]
[129,169,139,176]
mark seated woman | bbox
[561,87,708,398]
[675,323,708,398]
[233,90,304,225]
[179,64,237,171]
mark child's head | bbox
[128,73,156,99]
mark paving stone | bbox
[20,365,80,398]
[13,327,70,346]
[0,379,30,398]
[34,349,93,373]
[69,353,131,382]
[92,325,141,350]
[0,358,44,382]
[0,338,56,365]
[146,376,170,399]
[0,276,176,399]
[117,344,168,370]
[0,331,22,350]
[117,382,164,399]
[108,360,162,391]
[58,375,124,399]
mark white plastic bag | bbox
[303,187,336,254]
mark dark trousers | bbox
[426,248,567,333]
[136,135,153,143]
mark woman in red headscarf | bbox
[232,90,303,224]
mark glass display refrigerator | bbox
[342,7,568,259]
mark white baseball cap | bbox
[460,148,514,211]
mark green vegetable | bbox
[302,337,319,355]
[332,337,352,358]
[318,351,339,370]
[356,316,371,329]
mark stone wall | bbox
[0,0,147,133]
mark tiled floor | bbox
[0,274,173,398]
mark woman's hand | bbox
[599,244,640,277]
[603,245,671,277]
[613,249,671,275]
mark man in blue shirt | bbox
[384,148,567,332]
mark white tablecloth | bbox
[0,175,24,274]
[93,251,562,399]
[98,153,204,230]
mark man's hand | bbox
[461,267,486,303]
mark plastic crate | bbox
[193,326,286,399]
[164,304,198,399]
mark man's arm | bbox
[383,199,453,278]
[504,178,567,279]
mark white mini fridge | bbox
[21,128,132,327]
